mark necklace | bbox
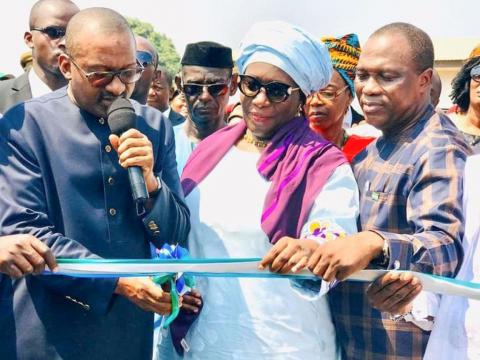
[243,129,268,148]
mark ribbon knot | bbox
[152,244,195,327]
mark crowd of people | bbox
[0,0,479,359]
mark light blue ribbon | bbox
[45,257,480,300]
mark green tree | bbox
[127,17,180,76]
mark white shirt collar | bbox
[28,68,53,98]
[162,107,171,119]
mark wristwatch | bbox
[372,238,390,268]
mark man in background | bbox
[148,68,185,126]
[0,0,79,113]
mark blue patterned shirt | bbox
[329,107,472,360]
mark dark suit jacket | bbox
[168,108,185,127]
[0,72,32,114]
[0,89,190,360]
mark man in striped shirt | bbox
[307,22,471,359]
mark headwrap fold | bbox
[236,21,333,96]
[321,33,361,96]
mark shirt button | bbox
[107,176,115,185]
[105,144,112,153]
[109,208,117,216]
[99,118,105,125]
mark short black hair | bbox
[451,56,480,112]
[157,67,173,87]
[372,22,434,73]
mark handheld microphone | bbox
[107,98,149,204]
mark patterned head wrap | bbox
[468,44,480,59]
[321,34,361,96]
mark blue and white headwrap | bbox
[236,21,333,96]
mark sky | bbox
[2,0,479,75]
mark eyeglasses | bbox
[310,85,350,102]
[238,75,300,103]
[180,81,230,97]
[68,56,144,88]
[31,26,66,39]
[470,65,480,83]
[136,51,156,69]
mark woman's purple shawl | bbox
[181,116,348,244]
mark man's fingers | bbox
[118,128,145,143]
[23,250,46,274]
[10,254,34,275]
[182,292,201,313]
[108,134,120,151]
[368,274,415,307]
[370,281,418,311]
[323,261,340,282]
[143,285,175,315]
[117,137,151,155]
[312,255,329,278]
[368,272,402,295]
[367,272,414,300]
[183,293,202,306]
[30,239,57,272]
[385,285,422,314]
[4,263,23,279]
[120,156,152,169]
[382,282,421,310]
[181,303,200,313]
[118,146,151,163]
[188,289,202,299]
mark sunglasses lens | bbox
[182,84,202,97]
[119,68,143,84]
[207,84,229,97]
[264,83,289,103]
[239,76,261,97]
[44,26,65,39]
[136,51,154,67]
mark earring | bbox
[296,103,304,117]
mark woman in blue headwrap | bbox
[157,21,359,360]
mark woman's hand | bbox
[259,237,319,274]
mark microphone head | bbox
[107,98,136,135]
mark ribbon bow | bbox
[152,244,195,328]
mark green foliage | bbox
[127,17,180,76]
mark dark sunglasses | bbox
[238,75,300,103]
[69,56,144,88]
[136,50,156,68]
[181,82,230,97]
[471,65,480,83]
[31,26,66,39]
